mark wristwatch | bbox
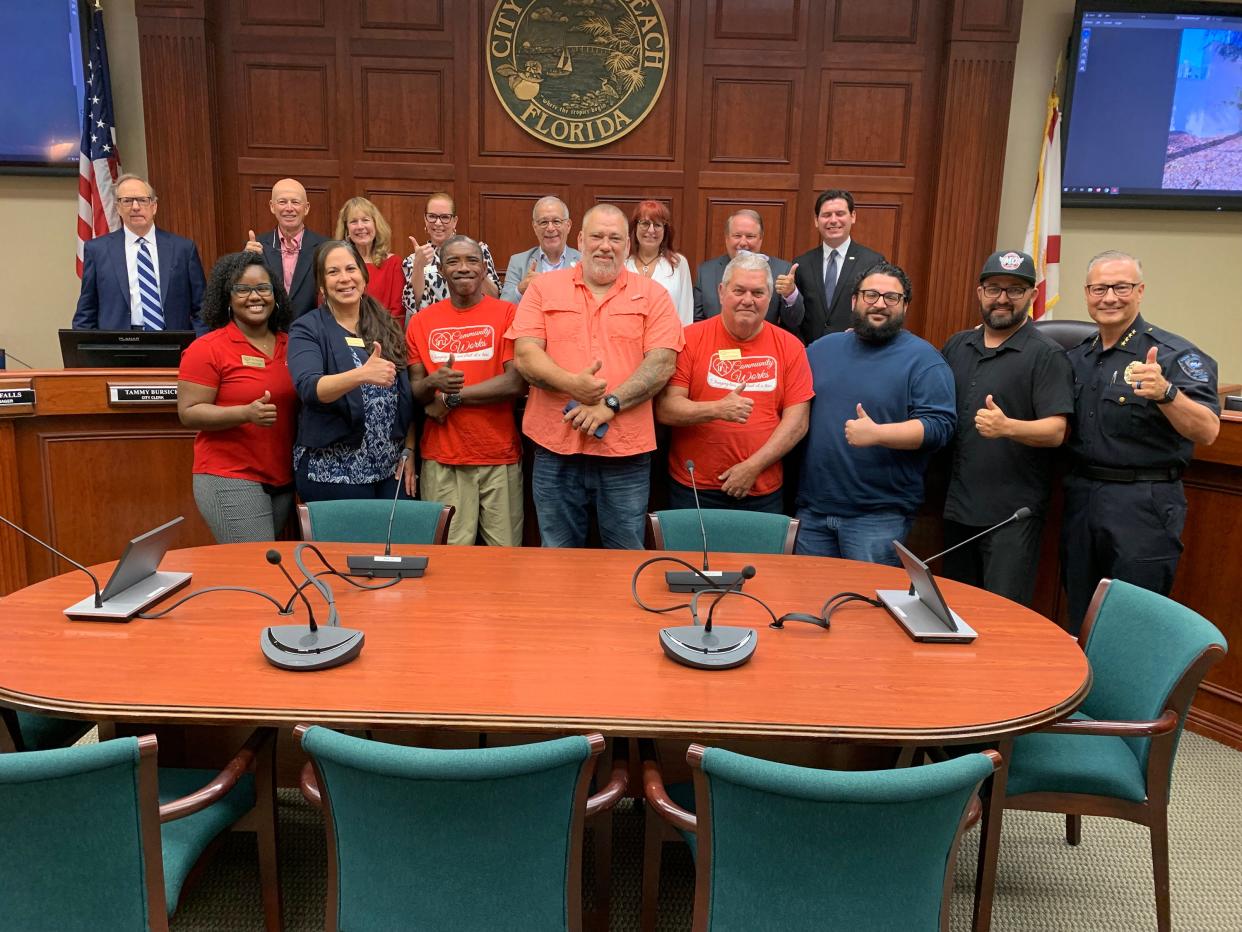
[603,394,621,414]
[1156,383,1178,405]
[442,392,463,410]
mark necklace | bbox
[638,253,659,275]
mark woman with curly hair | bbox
[626,199,694,326]
[177,251,298,542]
[288,241,417,502]
[334,195,404,320]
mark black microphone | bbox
[266,549,315,630]
[0,513,103,608]
[702,565,757,632]
[906,507,1033,595]
[664,460,749,593]
[261,544,364,671]
[346,449,428,579]
[661,565,762,670]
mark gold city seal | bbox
[487,0,670,149]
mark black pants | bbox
[942,516,1045,607]
[1060,475,1186,634]
[666,479,785,514]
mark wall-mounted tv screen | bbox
[0,1,85,174]
[1063,0,1242,210]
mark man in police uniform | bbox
[1062,250,1220,633]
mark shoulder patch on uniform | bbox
[1178,352,1210,382]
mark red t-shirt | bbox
[178,323,298,485]
[405,295,521,465]
[367,254,405,320]
[668,317,814,496]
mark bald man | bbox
[244,178,328,317]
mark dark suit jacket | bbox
[693,254,805,336]
[259,228,328,318]
[72,228,207,334]
[792,240,885,344]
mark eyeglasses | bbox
[1086,282,1139,298]
[231,283,274,296]
[981,284,1032,300]
[535,218,567,229]
[636,219,665,230]
[856,289,906,307]
[425,212,456,225]
[118,196,154,207]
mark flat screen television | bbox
[59,330,196,369]
[1063,0,1242,210]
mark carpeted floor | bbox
[167,732,1242,931]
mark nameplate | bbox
[0,387,35,406]
[107,384,178,405]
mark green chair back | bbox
[1080,580,1227,773]
[301,726,597,931]
[1,709,92,753]
[302,499,450,545]
[652,508,796,555]
[0,737,159,931]
[694,748,995,931]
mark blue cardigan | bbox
[287,305,414,450]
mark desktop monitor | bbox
[59,329,195,368]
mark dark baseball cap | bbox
[979,250,1036,285]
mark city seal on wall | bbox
[487,0,670,149]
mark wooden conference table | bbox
[0,543,1089,745]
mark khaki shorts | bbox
[420,460,523,546]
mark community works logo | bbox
[428,326,496,362]
[707,356,778,393]
[487,0,669,149]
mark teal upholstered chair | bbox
[0,729,282,931]
[648,509,800,555]
[298,499,454,545]
[645,744,1000,931]
[295,725,628,932]
[0,708,94,753]
[980,579,1227,932]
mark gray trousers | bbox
[192,474,293,544]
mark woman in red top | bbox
[178,252,298,542]
[335,196,404,320]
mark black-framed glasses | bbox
[981,284,1032,300]
[1086,282,1139,298]
[856,289,906,307]
[118,196,154,207]
[425,212,455,225]
[231,283,274,296]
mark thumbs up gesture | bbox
[357,341,397,388]
[246,389,277,427]
[845,402,879,447]
[408,234,436,272]
[974,393,1010,439]
[1130,346,1168,401]
[570,359,608,405]
[429,352,465,393]
[715,382,754,423]
[518,257,539,295]
[775,262,798,298]
[243,229,263,255]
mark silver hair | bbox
[721,251,774,295]
[115,172,156,200]
[1086,249,1143,281]
[532,196,569,220]
[725,209,763,236]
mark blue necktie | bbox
[136,237,164,331]
[823,249,839,306]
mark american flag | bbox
[76,5,123,278]
[1023,88,1062,320]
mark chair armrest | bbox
[299,760,323,809]
[585,754,629,816]
[642,759,696,834]
[159,728,274,823]
[1043,709,1179,738]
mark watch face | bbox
[605,394,620,411]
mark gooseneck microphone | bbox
[907,507,1033,595]
[661,565,762,670]
[346,450,428,579]
[664,460,749,593]
[261,544,364,671]
[0,513,103,608]
[267,549,317,631]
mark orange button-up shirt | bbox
[506,265,684,456]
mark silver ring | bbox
[1136,381,1143,390]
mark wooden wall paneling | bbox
[355,0,446,33]
[708,0,808,45]
[699,194,795,266]
[819,69,921,173]
[238,0,326,28]
[830,0,920,45]
[237,54,336,155]
[704,71,801,167]
[0,421,30,595]
[352,58,451,162]
[952,0,1022,40]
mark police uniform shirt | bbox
[1066,314,1219,471]
[941,321,1075,525]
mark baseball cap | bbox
[979,250,1036,285]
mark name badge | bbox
[717,348,742,361]
[345,337,366,348]
[241,355,266,368]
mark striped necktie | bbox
[136,237,164,330]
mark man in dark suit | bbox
[791,190,885,344]
[72,173,207,334]
[694,209,804,335]
[244,177,328,317]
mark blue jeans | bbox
[532,448,650,549]
[794,508,912,566]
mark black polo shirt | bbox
[1066,314,1219,471]
[941,321,1074,525]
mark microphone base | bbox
[665,570,747,593]
[346,554,427,579]
[261,625,364,671]
[659,625,757,670]
[64,572,191,622]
